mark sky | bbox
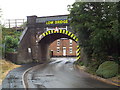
[0,0,75,20]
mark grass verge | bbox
[0,59,21,85]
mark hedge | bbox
[96,61,119,78]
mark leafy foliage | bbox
[96,61,118,78]
[2,27,22,53]
[5,36,18,52]
[69,2,120,62]
[2,27,21,40]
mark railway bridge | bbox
[17,15,80,64]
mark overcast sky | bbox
[0,0,75,20]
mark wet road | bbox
[2,63,39,88]
[26,57,117,88]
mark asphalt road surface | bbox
[25,57,118,89]
[2,63,39,88]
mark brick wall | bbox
[5,52,18,63]
[49,39,77,57]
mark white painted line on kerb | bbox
[22,67,33,89]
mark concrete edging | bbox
[22,62,49,88]
[75,65,120,87]
[22,66,33,88]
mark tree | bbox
[69,2,119,63]
[5,36,18,52]
[2,27,22,55]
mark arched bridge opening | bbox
[36,29,81,62]
[17,15,81,64]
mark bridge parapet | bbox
[18,27,28,44]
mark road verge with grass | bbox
[0,59,21,85]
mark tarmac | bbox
[1,61,119,89]
[1,63,39,88]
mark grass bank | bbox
[76,60,120,86]
[0,59,21,85]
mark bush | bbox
[86,60,101,75]
[79,61,84,66]
[96,61,119,78]
[5,36,18,52]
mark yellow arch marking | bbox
[41,29,80,61]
